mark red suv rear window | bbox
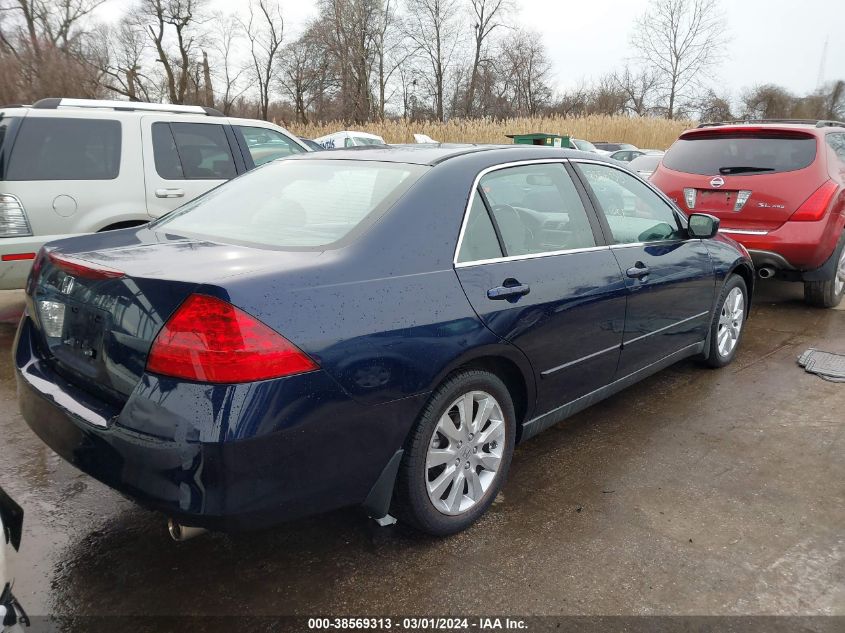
[663,133,817,176]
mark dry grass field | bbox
[286,115,695,150]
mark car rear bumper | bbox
[0,234,81,290]
[14,316,423,530]
[720,214,844,274]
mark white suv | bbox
[0,98,310,289]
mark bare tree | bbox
[240,0,284,120]
[499,29,552,116]
[741,84,794,119]
[632,0,726,119]
[210,13,247,114]
[137,0,206,105]
[697,88,733,121]
[94,18,156,101]
[373,0,415,120]
[279,26,332,124]
[405,0,463,122]
[464,0,510,116]
[612,65,659,116]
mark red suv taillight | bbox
[146,294,318,383]
[790,180,838,222]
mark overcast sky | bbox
[96,0,845,100]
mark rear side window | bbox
[6,118,121,181]
[153,160,425,249]
[152,122,236,180]
[237,126,304,166]
[457,192,502,263]
[0,115,21,179]
[663,134,817,175]
[827,134,845,163]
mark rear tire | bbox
[803,239,845,308]
[703,275,748,368]
[394,370,516,536]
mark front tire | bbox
[803,239,845,308]
[703,275,748,368]
[394,370,516,536]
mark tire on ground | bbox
[393,369,516,536]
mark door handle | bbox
[487,282,531,300]
[155,188,185,199]
[626,262,650,279]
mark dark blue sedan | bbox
[14,145,754,536]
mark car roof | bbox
[281,143,611,166]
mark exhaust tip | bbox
[758,266,776,279]
[167,518,207,542]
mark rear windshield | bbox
[663,134,817,176]
[6,117,121,180]
[154,159,426,249]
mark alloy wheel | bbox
[425,391,506,516]
[835,247,845,297]
[717,287,745,357]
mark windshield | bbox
[154,160,426,249]
[630,155,661,171]
[354,137,386,146]
[573,139,597,152]
[663,134,817,176]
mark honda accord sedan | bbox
[15,145,754,536]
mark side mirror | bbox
[688,213,720,239]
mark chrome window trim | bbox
[453,158,599,267]
[455,245,610,268]
[719,228,769,236]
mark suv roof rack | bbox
[31,98,224,117]
[698,119,845,129]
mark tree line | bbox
[0,0,842,125]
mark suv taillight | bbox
[790,181,838,222]
[0,194,32,237]
[146,294,318,383]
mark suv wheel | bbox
[394,370,516,536]
[804,238,845,309]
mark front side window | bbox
[152,122,236,180]
[154,160,425,249]
[7,118,121,181]
[577,162,685,244]
[457,191,502,263]
[238,126,304,166]
[479,163,596,257]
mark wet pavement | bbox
[1,281,843,623]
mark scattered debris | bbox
[797,349,845,382]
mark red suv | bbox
[651,120,845,307]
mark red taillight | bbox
[1,253,36,261]
[48,252,124,279]
[790,181,839,222]
[146,294,318,383]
